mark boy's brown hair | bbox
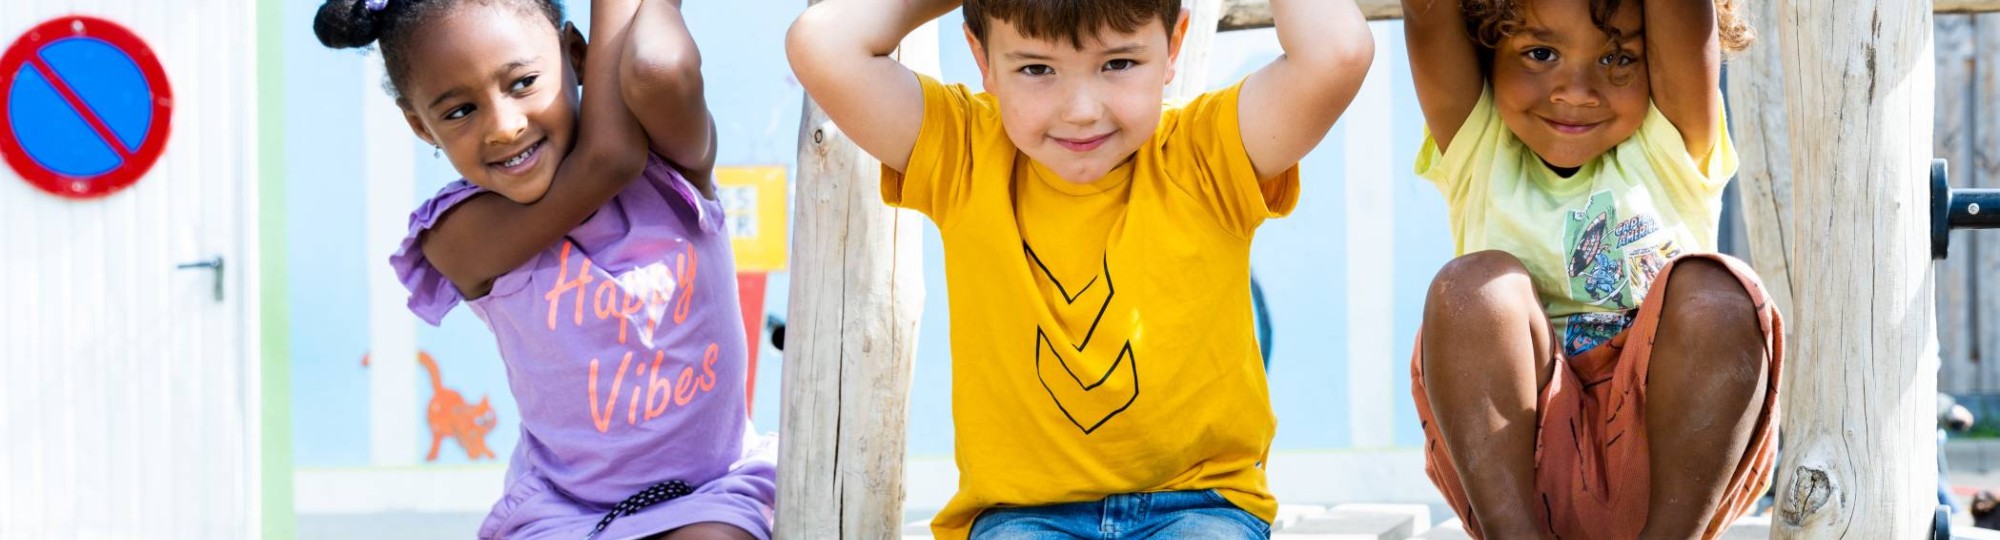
[1461,0,1754,57]
[963,0,1183,50]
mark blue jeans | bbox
[970,490,1270,539]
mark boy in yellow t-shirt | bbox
[1403,0,1781,538]
[787,0,1374,538]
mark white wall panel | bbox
[0,0,258,536]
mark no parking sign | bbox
[0,16,172,199]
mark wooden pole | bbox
[1974,16,2000,391]
[1723,0,1799,334]
[775,14,935,539]
[1936,15,1977,392]
[1216,0,2000,29]
[1771,0,1939,536]
[1171,0,1224,100]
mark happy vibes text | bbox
[541,241,722,433]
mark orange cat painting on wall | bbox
[361,350,499,461]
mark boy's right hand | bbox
[786,0,960,173]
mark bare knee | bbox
[1424,250,1536,322]
[1422,251,1551,383]
[1656,258,1767,386]
[1660,259,1760,339]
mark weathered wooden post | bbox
[1722,0,1798,326]
[775,10,935,538]
[1770,0,1939,536]
[1970,15,2000,390]
[1934,13,1978,391]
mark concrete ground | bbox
[297,439,2000,539]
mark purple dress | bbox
[392,154,776,540]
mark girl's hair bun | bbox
[314,0,382,49]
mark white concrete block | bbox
[1275,508,1417,539]
[1413,518,1472,539]
[1274,504,1329,531]
[1331,504,1432,535]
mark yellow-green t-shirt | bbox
[885,74,1298,540]
[1416,87,1738,357]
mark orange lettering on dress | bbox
[673,244,697,325]
[674,366,697,406]
[628,359,646,425]
[587,351,634,433]
[594,279,619,322]
[644,350,671,420]
[544,242,595,330]
[699,343,718,391]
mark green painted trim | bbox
[257,0,294,535]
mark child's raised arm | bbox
[1236,0,1375,181]
[1402,0,1484,152]
[1643,0,1724,161]
[622,0,717,182]
[785,0,960,173]
[421,0,650,299]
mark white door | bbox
[0,0,258,537]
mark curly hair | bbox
[1462,0,1754,57]
[312,0,566,100]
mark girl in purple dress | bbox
[312,0,773,537]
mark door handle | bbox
[176,256,224,303]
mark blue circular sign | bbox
[1,16,173,198]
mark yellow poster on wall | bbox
[714,165,788,272]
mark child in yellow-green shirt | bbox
[788,0,1374,538]
[1403,0,1782,538]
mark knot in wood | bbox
[1780,466,1834,526]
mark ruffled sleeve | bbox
[644,153,727,236]
[388,180,487,326]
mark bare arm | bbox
[1236,0,1375,180]
[1402,0,1484,152]
[422,0,650,299]
[1643,0,1723,160]
[622,0,718,183]
[785,0,959,173]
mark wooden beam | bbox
[1771,0,1938,536]
[1217,0,2000,29]
[1220,0,1398,29]
[1942,0,2000,12]
[775,12,933,539]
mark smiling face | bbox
[397,6,581,204]
[1488,0,1648,170]
[966,14,1186,184]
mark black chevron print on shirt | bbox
[1025,244,1138,435]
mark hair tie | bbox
[364,0,389,12]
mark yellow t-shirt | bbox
[1416,87,1738,358]
[886,74,1298,540]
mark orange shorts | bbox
[1410,253,1784,540]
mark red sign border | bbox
[0,16,174,199]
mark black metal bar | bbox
[1933,158,2000,259]
[1951,188,2000,229]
